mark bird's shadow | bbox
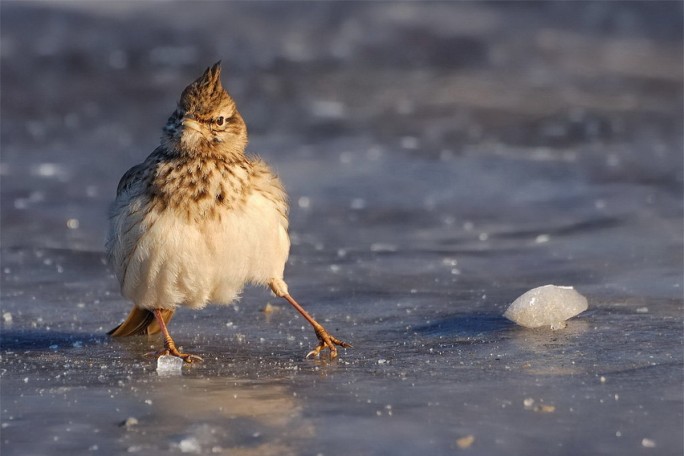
[0,329,108,351]
[413,313,512,339]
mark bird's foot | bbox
[306,325,352,360]
[147,345,203,364]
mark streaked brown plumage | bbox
[107,62,350,362]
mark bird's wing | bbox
[250,157,289,226]
[116,146,167,196]
[116,162,147,197]
[107,147,166,285]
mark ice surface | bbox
[156,355,184,375]
[1,3,682,456]
[503,285,589,329]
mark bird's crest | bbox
[179,61,232,116]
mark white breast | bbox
[109,191,290,311]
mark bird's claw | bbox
[146,347,203,364]
[305,326,351,360]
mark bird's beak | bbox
[182,117,202,133]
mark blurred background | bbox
[1,1,681,250]
[1,2,682,455]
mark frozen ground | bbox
[1,2,682,455]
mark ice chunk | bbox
[456,435,475,449]
[642,438,656,448]
[178,436,201,453]
[119,417,138,429]
[156,355,183,375]
[503,285,588,329]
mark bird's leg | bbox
[270,279,351,360]
[149,309,203,363]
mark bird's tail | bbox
[108,306,175,337]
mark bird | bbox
[106,62,350,363]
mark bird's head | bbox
[162,62,247,157]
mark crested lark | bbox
[107,62,350,362]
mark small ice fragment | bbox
[33,163,60,177]
[641,438,656,448]
[503,285,588,329]
[534,404,556,413]
[523,398,535,408]
[456,434,475,449]
[178,436,201,453]
[297,196,311,209]
[535,234,551,243]
[119,417,138,429]
[378,359,388,365]
[2,312,12,323]
[635,307,649,313]
[66,218,79,229]
[442,258,458,266]
[156,355,183,375]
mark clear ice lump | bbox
[503,284,588,329]
[156,355,184,374]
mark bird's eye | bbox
[215,116,224,126]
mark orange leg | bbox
[149,309,203,363]
[279,292,351,360]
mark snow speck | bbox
[641,438,656,448]
[297,196,311,209]
[178,436,202,454]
